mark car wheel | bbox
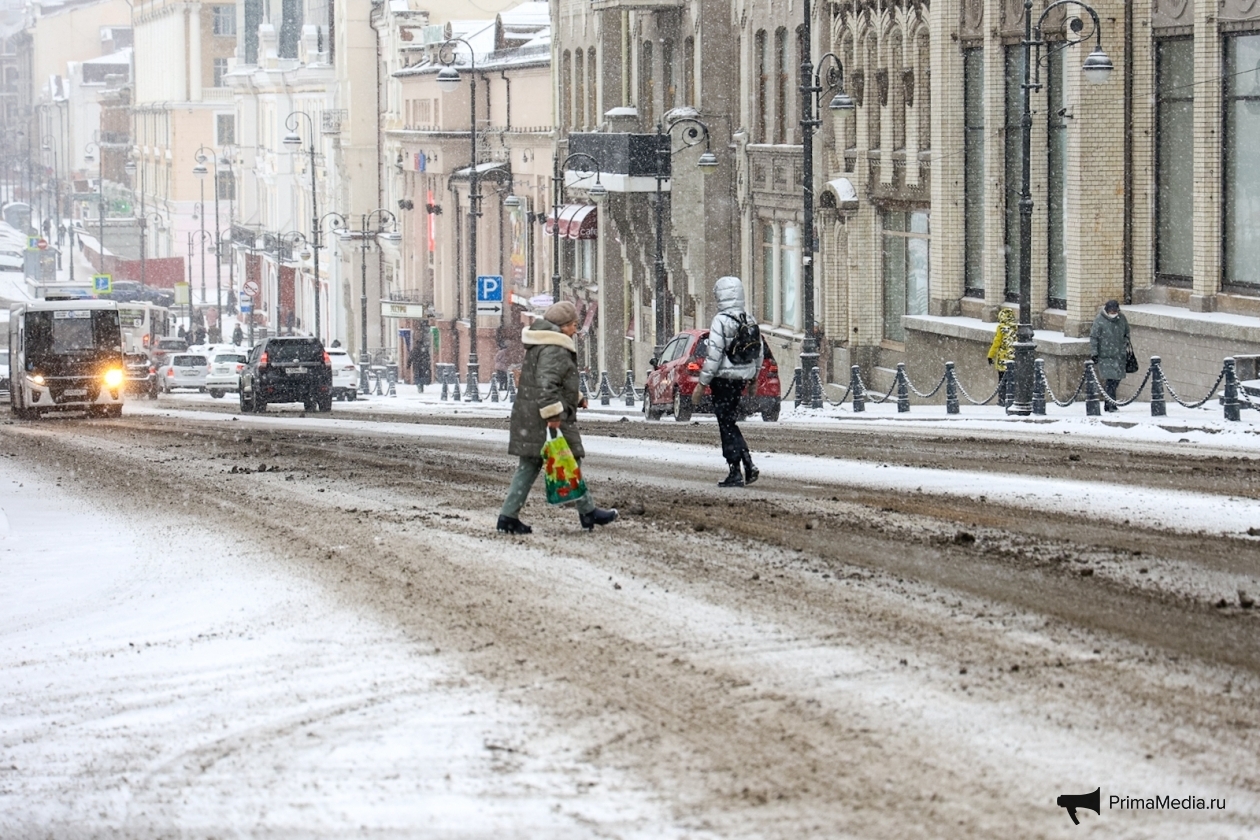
[239,387,249,413]
[198,387,206,393]
[148,384,158,400]
[107,405,122,418]
[303,399,316,412]
[347,389,357,401]
[761,402,781,422]
[317,396,332,413]
[209,389,223,399]
[673,388,693,423]
[643,391,662,421]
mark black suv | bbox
[239,337,333,413]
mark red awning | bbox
[543,204,598,240]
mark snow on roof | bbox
[498,2,549,28]
[83,47,131,66]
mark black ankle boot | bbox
[579,507,618,530]
[718,462,744,487]
[741,452,759,485]
[496,515,532,535]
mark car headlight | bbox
[103,368,125,388]
[27,373,44,386]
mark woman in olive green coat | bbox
[497,301,618,535]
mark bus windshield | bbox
[25,309,122,372]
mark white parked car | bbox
[327,347,359,401]
[205,350,249,398]
[158,353,210,393]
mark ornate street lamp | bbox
[194,146,225,340]
[798,0,857,408]
[651,118,719,359]
[337,210,396,393]
[283,112,326,340]
[1009,0,1113,415]
[546,151,606,307]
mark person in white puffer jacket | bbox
[692,275,763,487]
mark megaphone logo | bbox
[1057,787,1101,825]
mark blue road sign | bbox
[240,302,252,314]
[476,275,503,303]
[92,274,112,294]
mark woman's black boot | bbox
[718,462,745,488]
[741,452,759,485]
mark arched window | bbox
[575,48,585,129]
[917,31,931,151]
[684,37,695,107]
[640,40,654,128]
[865,36,880,150]
[561,50,572,132]
[755,30,768,143]
[588,49,598,126]
[775,27,789,143]
[890,30,905,151]
[663,39,675,111]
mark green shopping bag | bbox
[542,427,587,505]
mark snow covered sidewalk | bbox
[0,458,689,837]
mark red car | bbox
[643,329,782,422]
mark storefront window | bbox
[882,210,930,342]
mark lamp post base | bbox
[466,360,481,402]
[1009,337,1036,416]
[359,352,371,394]
[799,336,820,410]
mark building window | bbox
[279,0,303,60]
[1225,33,1260,290]
[774,28,789,144]
[963,47,985,297]
[588,50,597,126]
[1046,47,1067,307]
[755,30,768,143]
[561,51,572,132]
[663,39,675,112]
[640,41,654,129]
[1003,45,1024,302]
[882,210,930,343]
[244,0,262,65]
[1157,37,1194,286]
[575,48,585,129]
[211,5,236,36]
[217,170,235,201]
[780,222,800,329]
[212,57,228,88]
[761,221,775,322]
[684,37,695,108]
[216,113,235,145]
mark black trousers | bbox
[709,377,750,464]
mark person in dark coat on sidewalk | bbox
[1089,299,1131,412]
[692,276,764,487]
[497,301,617,535]
[408,337,432,393]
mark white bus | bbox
[9,299,126,418]
[117,302,174,355]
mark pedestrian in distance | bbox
[497,300,618,535]
[987,308,1017,407]
[408,337,431,393]
[231,323,244,346]
[1090,299,1131,412]
[691,275,763,488]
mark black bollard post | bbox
[466,365,480,402]
[452,372,461,402]
[1032,359,1046,416]
[1150,356,1166,417]
[598,371,614,406]
[579,371,591,401]
[1084,361,1101,416]
[945,362,960,415]
[440,369,449,401]
[895,363,910,413]
[374,369,384,396]
[506,372,516,403]
[792,367,803,408]
[1224,357,1241,422]
[850,364,865,413]
[623,370,635,407]
[488,375,499,403]
[810,366,825,409]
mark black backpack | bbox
[723,313,762,365]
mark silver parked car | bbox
[158,353,210,393]
[205,351,249,398]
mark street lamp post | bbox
[187,229,214,335]
[83,139,104,260]
[650,119,719,360]
[436,37,487,400]
[194,146,223,340]
[40,137,59,271]
[282,112,324,340]
[798,42,856,408]
[339,210,396,393]
[546,151,608,307]
[1009,0,1113,415]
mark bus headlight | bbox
[27,373,45,386]
[103,368,125,388]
